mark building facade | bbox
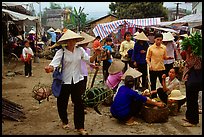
[192,2,202,14]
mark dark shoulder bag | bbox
[51,48,65,97]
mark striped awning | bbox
[93,17,161,40]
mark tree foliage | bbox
[109,2,168,20]
[70,6,88,32]
[50,2,62,9]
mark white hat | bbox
[162,32,174,41]
[168,90,186,100]
[16,35,23,40]
[54,28,62,33]
[134,31,140,36]
[76,31,95,45]
[57,29,84,44]
[48,27,55,32]
[180,34,188,38]
[108,59,125,74]
[121,67,142,80]
[29,30,36,34]
[134,32,149,41]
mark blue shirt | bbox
[47,31,56,43]
[132,41,149,64]
[102,45,113,63]
[110,85,147,120]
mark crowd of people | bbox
[11,26,201,134]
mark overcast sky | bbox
[5,2,192,19]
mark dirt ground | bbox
[2,58,202,135]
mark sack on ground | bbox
[51,67,63,97]
[140,104,169,123]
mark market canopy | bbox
[171,13,202,28]
[93,17,161,40]
[2,8,39,22]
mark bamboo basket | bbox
[141,104,169,123]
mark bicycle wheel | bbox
[7,53,18,72]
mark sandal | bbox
[62,124,70,130]
[182,118,189,122]
[125,121,139,126]
[182,121,197,127]
[78,129,89,135]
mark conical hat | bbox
[54,28,61,33]
[134,31,140,36]
[121,67,142,80]
[57,29,84,44]
[134,32,149,41]
[29,30,36,34]
[16,35,23,40]
[162,32,174,41]
[180,34,188,38]
[48,27,55,32]
[76,31,95,45]
[108,59,125,74]
[168,90,186,100]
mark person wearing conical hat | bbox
[132,31,149,90]
[162,32,177,75]
[76,31,96,114]
[27,29,36,54]
[106,59,125,91]
[44,29,101,135]
[110,75,165,126]
[47,27,56,47]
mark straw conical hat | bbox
[168,90,186,100]
[54,28,62,33]
[16,35,23,40]
[180,34,188,38]
[29,30,36,34]
[76,31,95,45]
[48,27,55,32]
[57,29,84,44]
[134,32,149,41]
[121,67,142,80]
[134,31,140,36]
[108,59,125,74]
[162,32,174,41]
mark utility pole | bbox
[175,2,182,20]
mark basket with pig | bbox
[32,82,52,104]
[140,103,169,123]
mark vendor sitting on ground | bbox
[110,75,164,126]
[150,67,186,112]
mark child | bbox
[102,37,113,81]
[22,40,34,77]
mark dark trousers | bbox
[137,64,147,88]
[185,81,202,124]
[57,80,85,129]
[149,70,164,91]
[103,60,111,81]
[24,60,32,76]
[164,63,174,76]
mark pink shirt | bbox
[106,71,123,89]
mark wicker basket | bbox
[141,104,169,123]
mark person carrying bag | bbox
[51,48,65,97]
